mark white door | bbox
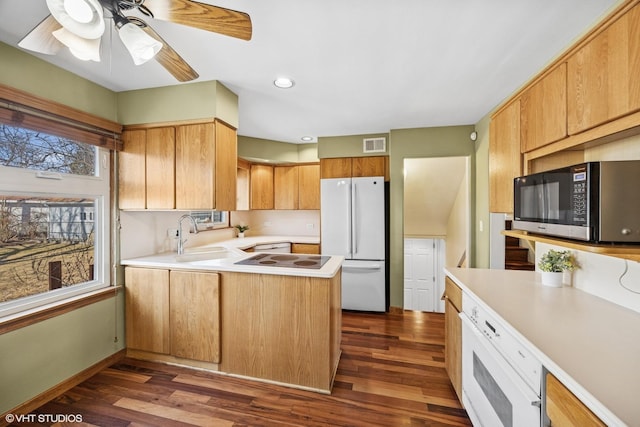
[404,238,445,312]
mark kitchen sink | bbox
[174,247,236,262]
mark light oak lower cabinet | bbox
[125,267,170,354]
[125,267,220,364]
[220,271,341,393]
[292,243,320,254]
[169,270,220,363]
[444,277,463,403]
[545,373,606,427]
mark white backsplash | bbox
[536,242,640,313]
[119,210,320,260]
[231,210,320,237]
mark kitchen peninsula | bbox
[121,245,342,394]
[446,267,640,426]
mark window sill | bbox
[0,286,121,336]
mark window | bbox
[191,210,229,231]
[0,124,110,318]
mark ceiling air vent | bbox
[363,137,386,153]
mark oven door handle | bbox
[460,313,542,408]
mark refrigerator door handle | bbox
[351,182,357,256]
[346,182,353,256]
[343,264,382,271]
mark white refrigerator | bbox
[321,176,386,311]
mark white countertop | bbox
[121,235,343,279]
[445,267,640,427]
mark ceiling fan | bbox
[17,0,253,82]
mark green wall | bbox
[388,126,476,307]
[318,133,389,158]
[0,42,117,121]
[474,115,491,269]
[0,294,125,414]
[117,80,239,127]
[239,136,319,163]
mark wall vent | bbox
[363,137,386,153]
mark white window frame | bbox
[0,148,111,319]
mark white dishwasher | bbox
[253,242,291,253]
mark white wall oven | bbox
[460,293,542,427]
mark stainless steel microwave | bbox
[513,161,640,243]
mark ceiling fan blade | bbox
[18,15,64,55]
[143,0,252,41]
[142,25,199,82]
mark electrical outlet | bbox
[167,228,179,238]
[306,223,315,229]
[264,221,272,227]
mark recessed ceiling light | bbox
[274,77,294,89]
[301,136,314,142]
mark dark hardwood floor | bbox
[25,310,471,426]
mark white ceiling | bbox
[0,0,618,144]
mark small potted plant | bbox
[234,224,249,238]
[538,249,577,287]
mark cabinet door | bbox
[520,63,567,152]
[169,271,220,363]
[291,243,320,254]
[236,158,251,211]
[298,164,320,210]
[320,158,351,178]
[274,165,299,209]
[146,127,175,209]
[215,120,237,211]
[176,123,215,209]
[250,164,274,209]
[546,372,606,427]
[567,4,640,134]
[490,100,521,213]
[352,156,386,177]
[444,297,462,403]
[125,267,170,354]
[118,129,146,209]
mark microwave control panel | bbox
[571,164,588,224]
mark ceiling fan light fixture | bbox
[52,27,100,62]
[46,0,105,39]
[117,22,163,65]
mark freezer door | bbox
[342,260,386,311]
[321,178,352,257]
[352,177,385,260]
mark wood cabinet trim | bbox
[546,372,606,427]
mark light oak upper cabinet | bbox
[352,156,386,178]
[320,156,387,180]
[120,120,237,211]
[176,123,215,210]
[298,164,320,210]
[567,4,640,135]
[118,129,147,209]
[490,100,521,213]
[250,164,274,210]
[320,158,352,178]
[146,127,176,209]
[520,63,567,152]
[274,165,299,210]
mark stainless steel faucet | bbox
[177,214,198,255]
